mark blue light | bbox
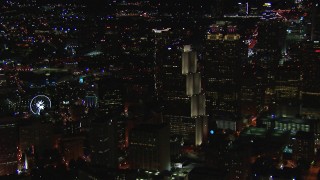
[210,130,215,135]
[79,77,84,84]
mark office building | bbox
[311,0,320,41]
[260,116,320,134]
[84,91,98,108]
[61,135,85,163]
[19,119,55,170]
[204,24,245,115]
[300,41,320,117]
[128,123,170,171]
[293,131,315,162]
[98,78,124,116]
[152,28,172,99]
[160,44,196,144]
[255,20,286,111]
[183,45,207,146]
[274,61,301,117]
[0,117,18,176]
[19,120,55,155]
[89,118,118,168]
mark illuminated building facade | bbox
[182,45,207,146]
[254,20,286,111]
[275,80,299,100]
[204,24,245,115]
[162,95,194,143]
[99,89,122,113]
[260,116,320,134]
[216,118,237,131]
[98,78,124,115]
[274,61,301,117]
[157,33,196,144]
[152,28,171,99]
[275,118,310,132]
[84,92,98,108]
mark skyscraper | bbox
[204,24,245,115]
[154,30,197,144]
[128,123,170,171]
[161,47,195,143]
[89,118,118,168]
[152,28,171,100]
[0,117,18,176]
[311,0,320,41]
[182,45,207,146]
[19,119,55,171]
[300,40,320,117]
[98,78,124,116]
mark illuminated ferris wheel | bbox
[30,95,51,115]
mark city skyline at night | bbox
[0,0,320,179]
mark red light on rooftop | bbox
[315,49,320,53]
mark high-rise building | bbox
[152,29,207,145]
[300,41,320,117]
[204,24,245,115]
[260,116,320,134]
[162,93,194,143]
[155,34,196,144]
[84,92,98,108]
[239,64,258,116]
[19,119,55,155]
[254,20,286,112]
[211,0,223,18]
[311,0,320,41]
[19,119,55,171]
[89,118,118,168]
[0,117,18,176]
[83,82,99,108]
[152,28,172,99]
[293,131,315,162]
[182,45,207,146]
[61,135,85,163]
[128,123,170,171]
[274,60,301,117]
[98,78,124,116]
